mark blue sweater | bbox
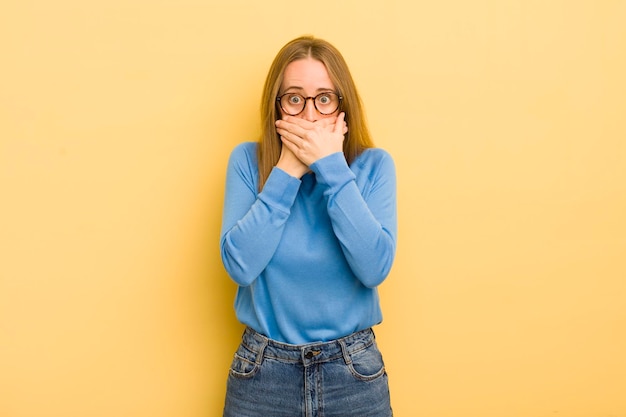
[220,142,397,344]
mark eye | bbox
[317,94,331,105]
[287,94,302,104]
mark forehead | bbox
[281,58,334,90]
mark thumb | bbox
[334,112,346,134]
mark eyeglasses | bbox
[277,92,342,116]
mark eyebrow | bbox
[282,86,336,94]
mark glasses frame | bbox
[276,92,343,116]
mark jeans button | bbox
[305,350,321,359]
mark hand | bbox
[275,112,348,167]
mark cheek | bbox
[276,108,288,121]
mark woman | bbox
[220,35,397,417]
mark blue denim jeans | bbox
[223,327,392,417]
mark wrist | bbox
[276,160,308,179]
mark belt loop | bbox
[338,338,352,365]
[255,338,268,366]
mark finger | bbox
[278,115,316,131]
[276,127,305,148]
[280,136,306,160]
[333,112,346,134]
[276,119,310,139]
[276,131,297,148]
[312,116,339,129]
[280,136,297,152]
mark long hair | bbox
[257,35,374,190]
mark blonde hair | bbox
[257,35,374,190]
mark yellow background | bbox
[1,1,625,416]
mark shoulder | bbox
[349,148,396,195]
[352,147,395,172]
[225,142,259,191]
[228,142,258,169]
[229,141,258,160]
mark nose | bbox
[301,97,317,122]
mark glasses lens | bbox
[315,93,340,115]
[280,93,305,115]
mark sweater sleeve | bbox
[310,150,397,288]
[220,144,301,286]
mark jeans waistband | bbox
[240,327,376,366]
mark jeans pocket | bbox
[347,341,386,381]
[229,343,261,379]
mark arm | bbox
[310,150,397,288]
[220,144,301,286]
